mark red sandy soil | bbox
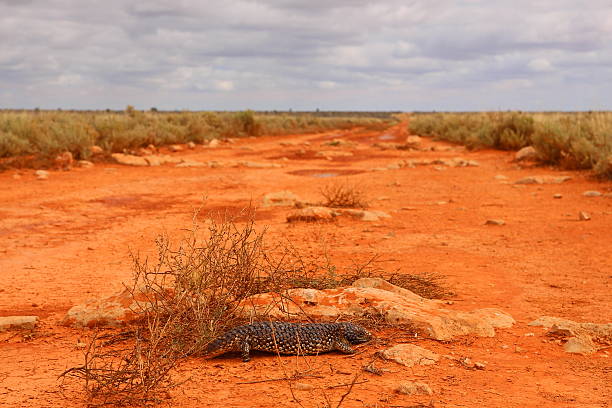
[0,122,610,407]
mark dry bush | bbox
[61,212,274,405]
[319,180,369,209]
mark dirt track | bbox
[1,122,611,407]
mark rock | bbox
[564,334,598,355]
[395,381,433,396]
[176,160,206,167]
[262,191,300,207]
[293,383,315,391]
[529,316,612,355]
[208,139,220,148]
[187,141,196,149]
[315,150,354,158]
[515,176,571,185]
[579,211,591,221]
[404,135,422,147]
[111,153,149,166]
[553,194,563,199]
[237,161,282,169]
[62,287,171,327]
[77,160,94,168]
[485,219,505,226]
[380,344,439,367]
[374,142,402,150]
[54,151,74,169]
[432,158,479,167]
[90,145,104,155]
[286,207,339,223]
[515,146,538,162]
[137,147,153,156]
[243,278,515,341]
[474,361,487,370]
[341,209,391,222]
[168,144,183,152]
[583,191,602,197]
[0,316,39,331]
[144,155,162,166]
[35,170,49,180]
[321,139,356,148]
[146,144,157,153]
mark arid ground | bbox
[0,122,610,407]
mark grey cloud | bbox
[0,0,610,110]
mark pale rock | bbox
[237,161,282,169]
[564,334,598,355]
[287,207,339,222]
[341,209,391,222]
[381,344,439,367]
[77,160,94,168]
[583,191,602,197]
[293,383,314,391]
[553,194,562,199]
[495,175,509,180]
[90,145,104,155]
[315,150,354,158]
[404,135,422,146]
[0,316,39,331]
[515,146,538,162]
[262,191,300,207]
[515,176,571,185]
[243,278,514,341]
[62,287,171,327]
[485,219,505,226]
[35,170,49,180]
[187,141,196,149]
[208,139,220,148]
[111,153,148,166]
[176,160,206,167]
[579,211,591,221]
[144,155,162,166]
[529,316,612,355]
[54,151,74,169]
[395,381,433,396]
[168,144,183,152]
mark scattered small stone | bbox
[262,191,300,207]
[583,190,602,197]
[553,194,563,199]
[168,144,183,152]
[515,146,538,162]
[187,141,196,149]
[524,332,535,337]
[485,219,505,226]
[35,170,49,180]
[395,381,433,396]
[0,316,39,331]
[579,211,591,221]
[379,344,440,367]
[474,361,487,370]
[293,382,314,391]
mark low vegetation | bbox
[409,111,612,178]
[60,211,447,406]
[0,108,394,167]
[319,180,370,209]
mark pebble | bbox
[553,193,562,199]
[35,170,49,180]
[583,190,602,197]
[579,211,591,221]
[485,219,505,226]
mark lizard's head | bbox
[341,322,372,344]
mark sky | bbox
[1,0,611,111]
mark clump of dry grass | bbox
[409,111,612,178]
[319,180,369,209]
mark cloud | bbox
[0,0,610,110]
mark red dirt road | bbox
[0,122,611,407]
